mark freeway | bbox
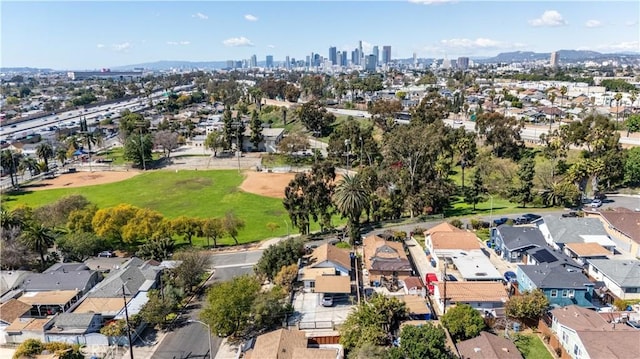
[150,250,263,359]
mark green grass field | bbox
[515,334,553,359]
[3,170,308,246]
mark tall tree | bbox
[222,106,234,149]
[204,131,225,157]
[249,110,263,151]
[153,130,180,158]
[333,174,369,245]
[170,216,201,244]
[410,90,449,125]
[510,156,536,207]
[201,217,225,248]
[123,133,153,169]
[505,290,549,327]
[298,100,335,137]
[624,114,640,137]
[614,92,623,124]
[464,169,485,210]
[441,304,486,341]
[20,222,55,268]
[36,142,54,172]
[398,324,455,359]
[223,211,245,245]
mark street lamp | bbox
[488,193,494,228]
[283,219,290,238]
[344,139,351,172]
[188,319,213,359]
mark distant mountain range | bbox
[2,50,639,73]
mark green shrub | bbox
[449,219,463,229]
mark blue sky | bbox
[2,1,639,70]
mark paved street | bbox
[140,250,262,359]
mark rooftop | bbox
[564,242,611,257]
[430,232,482,251]
[0,299,31,324]
[435,282,508,303]
[587,259,640,288]
[538,216,608,245]
[589,208,640,243]
[18,290,79,305]
[244,328,307,359]
[5,317,52,333]
[457,331,523,359]
[518,265,592,290]
[299,268,335,282]
[400,295,430,315]
[308,243,352,271]
[363,235,412,272]
[450,250,503,281]
[72,297,129,316]
[577,331,640,359]
[425,222,463,236]
[551,305,634,332]
[496,225,546,251]
[314,275,351,294]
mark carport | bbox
[314,275,351,294]
[401,294,431,320]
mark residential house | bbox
[72,297,130,319]
[0,299,32,344]
[362,235,412,286]
[21,263,101,295]
[400,277,426,296]
[313,276,351,297]
[242,127,285,153]
[449,251,503,282]
[517,265,594,307]
[584,208,640,257]
[544,305,640,359]
[523,247,582,269]
[44,313,102,345]
[563,242,610,266]
[433,282,508,317]
[299,244,351,291]
[586,259,640,301]
[243,328,341,359]
[457,331,522,359]
[491,225,546,263]
[424,225,482,268]
[0,270,31,302]
[400,295,431,320]
[86,258,161,299]
[536,215,614,251]
[17,290,82,317]
[4,317,53,344]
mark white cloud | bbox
[96,44,105,49]
[439,37,520,50]
[409,0,455,4]
[112,42,132,52]
[626,20,638,27]
[192,12,208,20]
[529,10,567,27]
[167,41,190,46]
[603,41,640,52]
[244,14,258,21]
[585,20,602,28]
[267,44,276,49]
[222,37,254,47]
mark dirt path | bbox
[22,171,141,191]
[239,171,296,198]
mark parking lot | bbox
[289,292,355,329]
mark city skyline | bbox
[2,1,639,70]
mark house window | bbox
[562,332,568,343]
[574,344,581,357]
[625,287,639,293]
[550,290,558,298]
[568,290,575,297]
[562,290,569,297]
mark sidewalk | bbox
[214,338,240,359]
[121,330,168,359]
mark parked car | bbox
[492,217,509,226]
[321,294,333,307]
[97,250,116,258]
[504,271,517,283]
[590,199,603,208]
[562,211,579,218]
[627,320,640,330]
[515,213,542,225]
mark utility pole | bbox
[122,284,135,359]
[137,123,146,171]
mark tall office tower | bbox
[266,55,274,68]
[382,46,391,64]
[351,49,358,65]
[250,54,257,68]
[358,40,363,62]
[457,57,469,70]
[235,60,243,69]
[285,56,290,70]
[413,52,417,68]
[226,60,234,69]
[336,51,343,66]
[550,51,559,67]
[341,51,348,67]
[373,46,379,66]
[313,53,321,67]
[365,55,377,72]
[329,46,337,65]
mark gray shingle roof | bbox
[22,269,99,293]
[539,216,608,245]
[52,313,99,329]
[519,265,592,289]
[497,225,546,251]
[88,257,161,298]
[44,263,90,273]
[587,259,640,288]
[526,247,580,268]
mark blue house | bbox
[491,225,546,263]
[516,264,595,308]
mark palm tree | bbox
[56,145,68,166]
[36,142,54,172]
[614,92,624,125]
[20,222,55,269]
[332,174,370,245]
[0,208,19,232]
[0,149,19,188]
[548,92,557,131]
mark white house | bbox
[587,259,640,300]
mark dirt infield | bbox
[25,171,141,191]
[239,171,296,198]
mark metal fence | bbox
[297,320,334,330]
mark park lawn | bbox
[445,194,556,218]
[95,146,163,166]
[515,334,553,359]
[3,170,321,245]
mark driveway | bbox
[290,292,354,329]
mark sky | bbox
[1,0,639,70]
